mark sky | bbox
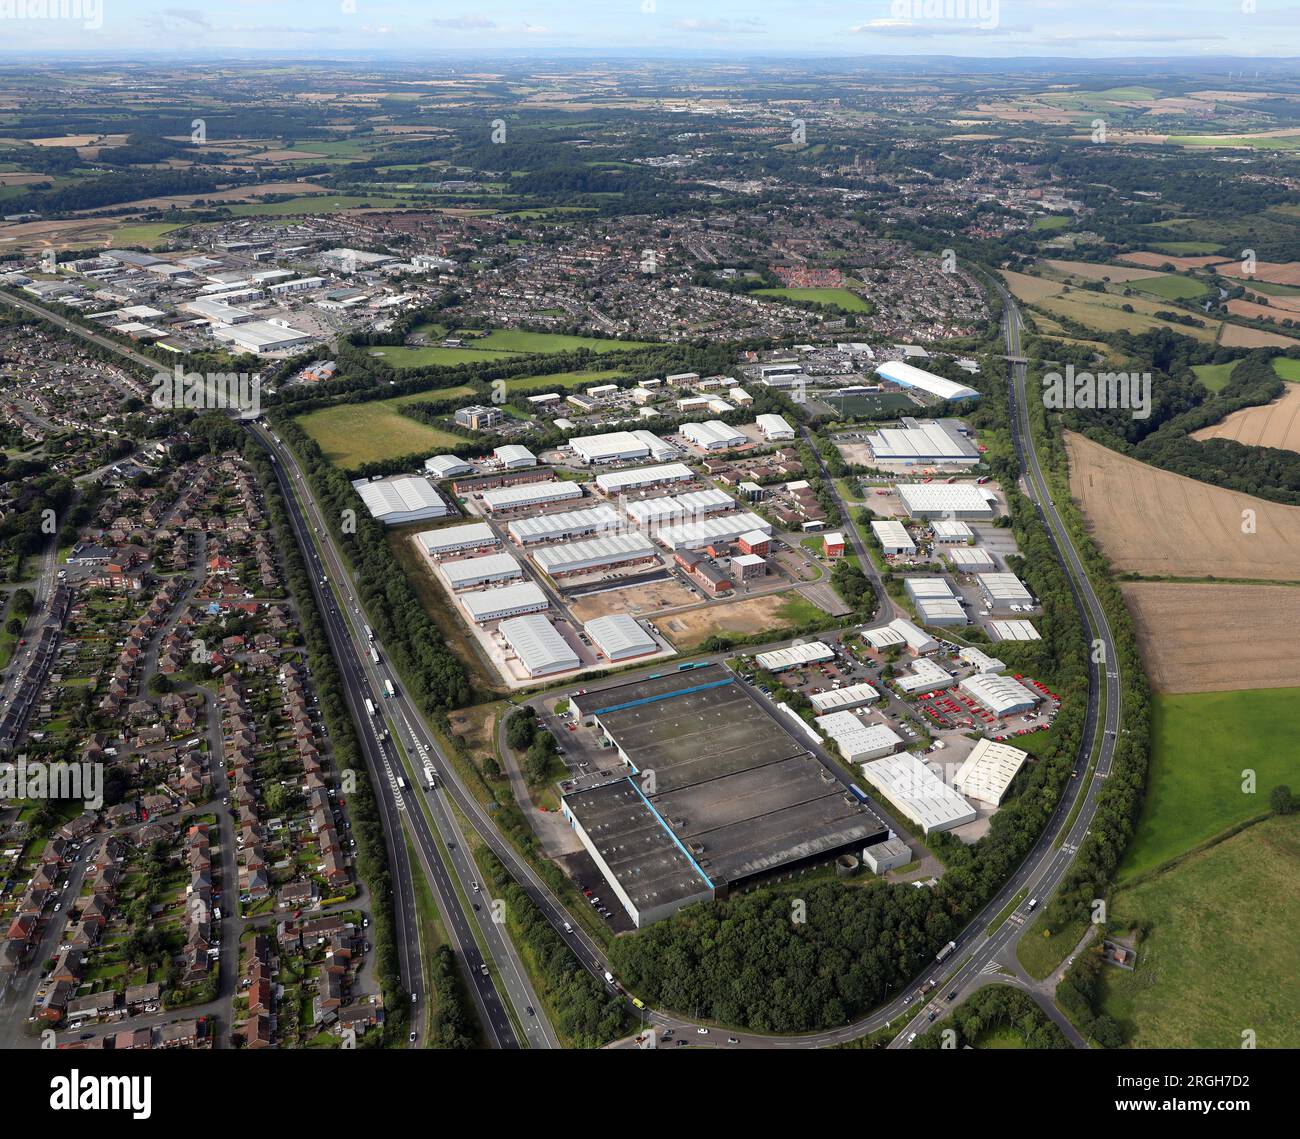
[0,0,1297,59]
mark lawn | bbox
[1273,357,1300,382]
[111,222,187,247]
[296,388,475,467]
[754,286,872,312]
[460,329,655,355]
[1119,688,1300,881]
[1099,813,1300,1048]
[1032,215,1072,232]
[369,329,653,370]
[1191,360,1239,393]
[1127,274,1212,301]
[368,344,521,369]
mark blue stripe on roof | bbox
[589,678,733,716]
[624,776,714,890]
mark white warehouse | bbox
[681,421,746,450]
[440,552,524,591]
[809,682,880,712]
[756,641,834,672]
[872,520,917,556]
[507,505,621,546]
[861,753,977,834]
[595,463,694,494]
[352,476,449,526]
[656,511,770,552]
[863,617,937,655]
[499,615,580,678]
[816,713,903,762]
[416,522,498,559]
[959,673,1042,717]
[424,454,473,479]
[895,483,996,521]
[953,738,1030,807]
[480,480,583,514]
[531,533,657,578]
[460,582,549,624]
[755,413,795,441]
[584,614,659,662]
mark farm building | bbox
[755,641,834,672]
[415,522,498,559]
[594,463,694,494]
[480,480,583,514]
[506,505,621,546]
[439,553,524,591]
[859,753,977,835]
[499,615,580,677]
[809,682,880,712]
[583,615,658,662]
[459,582,549,624]
[871,520,916,556]
[531,533,658,578]
[958,673,1042,717]
[953,739,1030,807]
[895,483,996,521]
[816,714,903,763]
[351,476,450,526]
[424,454,473,479]
[874,360,979,402]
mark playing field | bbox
[1121,582,1300,692]
[754,287,872,312]
[296,388,475,467]
[1100,814,1300,1048]
[1120,689,1300,881]
[1065,431,1300,580]
[1191,376,1300,453]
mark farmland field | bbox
[370,330,652,369]
[1191,377,1300,453]
[1040,259,1164,283]
[753,286,873,312]
[1100,814,1300,1048]
[1127,274,1212,301]
[1190,360,1239,393]
[1121,689,1300,880]
[1037,287,1218,342]
[1065,431,1300,580]
[296,388,475,467]
[1120,582,1300,692]
[1000,269,1064,304]
[1218,322,1300,349]
[1272,356,1300,381]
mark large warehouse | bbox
[531,532,657,578]
[904,577,967,626]
[507,504,621,546]
[499,614,580,677]
[864,617,937,655]
[351,475,450,526]
[595,462,694,494]
[583,614,659,662]
[561,666,889,926]
[872,520,917,556]
[990,619,1042,642]
[893,656,954,694]
[953,738,1030,807]
[439,552,523,591]
[860,752,977,834]
[480,480,584,514]
[424,454,473,479]
[875,360,979,402]
[976,572,1034,610]
[625,488,735,528]
[681,420,746,450]
[895,482,997,521]
[569,430,676,465]
[459,582,549,624]
[946,546,996,572]
[815,713,902,762]
[865,418,981,464]
[656,511,770,552]
[756,641,834,672]
[756,413,795,441]
[809,682,880,712]
[959,673,1042,717]
[415,522,499,559]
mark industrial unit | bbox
[681,420,747,450]
[583,614,659,662]
[959,646,1006,674]
[990,619,1042,641]
[494,444,537,469]
[656,511,771,552]
[874,360,979,402]
[946,546,996,572]
[816,713,903,762]
[569,430,675,464]
[561,666,889,926]
[351,476,450,526]
[626,488,735,528]
[424,454,473,479]
[895,482,997,521]
[959,673,1042,717]
[498,614,580,677]
[531,532,658,577]
[755,641,834,672]
[594,462,694,494]
[809,682,880,712]
[893,656,954,694]
[865,418,981,464]
[976,572,1035,610]
[953,739,1030,807]
[904,576,967,626]
[859,752,977,834]
[931,519,975,543]
[864,617,937,655]
[439,552,524,591]
[872,520,917,556]
[755,413,796,441]
[459,582,549,624]
[480,480,584,514]
[415,522,499,558]
[506,504,621,546]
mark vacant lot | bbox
[655,595,805,649]
[1065,431,1300,580]
[1121,688,1300,880]
[1192,378,1300,453]
[567,579,696,622]
[1121,582,1300,692]
[296,389,474,467]
[1101,814,1300,1048]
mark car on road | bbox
[907,1032,917,1043]
[525,1006,534,1017]
[727,1036,739,1045]
[471,881,480,893]
[1027,897,1039,911]
[947,990,958,1001]
[411,993,418,1003]
[409,1031,417,1042]
[696,1027,708,1035]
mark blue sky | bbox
[1,1,1297,58]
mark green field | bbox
[109,222,187,247]
[1099,814,1300,1048]
[754,286,872,312]
[461,329,654,355]
[1151,241,1223,255]
[228,194,406,217]
[370,329,653,370]
[505,368,628,392]
[1273,357,1300,382]
[368,344,521,369]
[296,387,475,467]
[1191,360,1240,393]
[1127,274,1212,301]
[1032,215,1072,232]
[1247,280,1300,298]
[1119,688,1300,881]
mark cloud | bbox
[431,15,498,30]
[158,7,211,31]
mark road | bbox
[1,284,1122,1051]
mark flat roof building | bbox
[499,615,580,677]
[440,552,524,591]
[569,430,656,464]
[931,519,975,543]
[494,444,537,469]
[860,753,977,834]
[815,713,903,762]
[893,656,954,694]
[863,837,911,874]
[352,476,449,526]
[896,483,997,521]
[415,522,498,558]
[211,319,314,355]
[953,738,1030,806]
[990,619,1042,642]
[584,614,659,662]
[459,582,549,624]
[947,546,996,572]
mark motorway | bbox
[2,284,1121,1051]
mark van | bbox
[603,970,615,986]
[1026,897,1039,912]
[479,964,489,977]
[562,921,573,935]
